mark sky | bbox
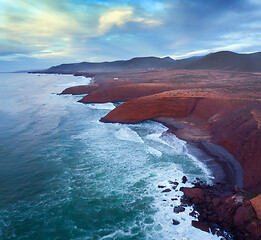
[1,0,261,71]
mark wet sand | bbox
[153,117,243,192]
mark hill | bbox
[36,51,261,73]
[187,51,261,72]
[40,56,176,73]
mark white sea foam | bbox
[186,152,214,183]
[2,73,219,240]
[87,103,115,110]
[147,146,162,157]
[134,161,221,240]
[144,124,213,183]
[57,76,91,88]
[160,133,187,153]
[100,229,133,240]
[145,165,221,240]
[115,127,144,143]
[146,133,187,155]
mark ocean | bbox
[0,73,221,239]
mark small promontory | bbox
[100,92,261,192]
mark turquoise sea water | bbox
[0,73,221,239]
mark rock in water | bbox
[192,220,210,233]
[172,219,180,225]
[182,176,188,183]
[174,206,185,213]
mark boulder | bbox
[174,206,186,213]
[192,220,210,233]
[250,194,261,221]
[172,219,180,225]
[182,176,188,183]
[183,188,204,201]
[233,206,250,226]
[162,188,171,193]
[212,197,221,208]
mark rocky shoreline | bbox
[157,176,261,239]
[154,117,260,239]
[99,94,261,192]
[178,181,261,239]
[154,117,244,191]
[55,69,261,239]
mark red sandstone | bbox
[61,69,261,192]
[79,83,177,103]
[61,79,132,95]
[100,93,261,192]
[58,68,261,239]
[61,84,99,95]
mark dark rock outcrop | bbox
[181,184,261,240]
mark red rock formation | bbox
[210,108,261,191]
[183,187,205,204]
[61,84,99,95]
[250,194,261,220]
[79,83,177,103]
[61,79,132,95]
[61,68,261,192]
[100,92,245,124]
[100,92,261,191]
[100,93,197,123]
[97,79,132,89]
[181,184,261,239]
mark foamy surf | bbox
[144,125,214,184]
[87,102,115,110]
[56,76,91,88]
[0,73,220,240]
[147,146,162,157]
[114,126,144,143]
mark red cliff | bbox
[100,92,261,191]
[60,84,99,95]
[61,79,132,95]
[100,92,198,123]
[79,83,177,103]
[210,108,261,191]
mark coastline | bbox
[52,72,243,189]
[57,72,246,192]
[153,117,243,192]
[55,72,261,238]
[153,117,261,239]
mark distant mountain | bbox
[186,51,261,72]
[40,56,176,73]
[169,56,203,69]
[37,51,261,74]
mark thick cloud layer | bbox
[0,0,261,71]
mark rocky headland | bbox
[78,83,178,103]
[59,68,261,239]
[100,94,261,192]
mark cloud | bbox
[98,6,162,35]
[1,0,261,71]
[98,8,133,34]
[0,0,164,63]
